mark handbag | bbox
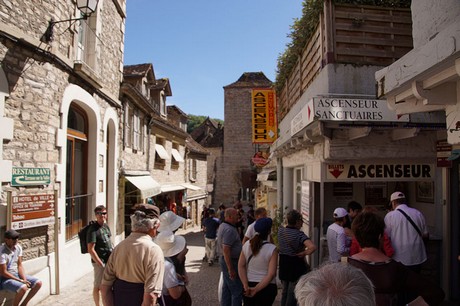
[160,286,192,306]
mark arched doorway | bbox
[65,104,89,241]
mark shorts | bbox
[92,262,105,287]
[1,273,40,293]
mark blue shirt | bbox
[203,217,220,239]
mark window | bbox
[66,104,89,241]
[190,159,197,181]
[133,110,141,151]
[154,138,167,169]
[124,104,132,148]
[124,105,146,154]
[75,10,101,75]
[171,143,183,169]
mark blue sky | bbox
[124,1,303,120]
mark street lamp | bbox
[44,0,99,43]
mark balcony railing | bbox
[278,3,412,121]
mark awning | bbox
[257,169,276,181]
[160,184,186,193]
[182,183,202,191]
[171,149,184,162]
[125,175,161,198]
[155,144,170,160]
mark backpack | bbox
[78,221,97,254]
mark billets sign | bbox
[252,89,277,144]
[326,163,434,182]
[11,167,51,186]
[11,194,55,230]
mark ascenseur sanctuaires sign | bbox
[291,97,410,136]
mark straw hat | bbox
[158,211,185,232]
[154,230,186,257]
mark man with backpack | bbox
[87,205,113,306]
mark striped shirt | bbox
[278,226,309,256]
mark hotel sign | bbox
[11,194,55,230]
[12,167,51,186]
[326,163,434,182]
[291,97,409,136]
[252,89,277,144]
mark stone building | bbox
[0,0,126,302]
[271,0,445,276]
[120,64,205,234]
[190,117,223,206]
[214,72,272,206]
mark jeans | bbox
[205,237,216,262]
[281,280,298,306]
[220,256,243,306]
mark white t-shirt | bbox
[242,240,276,284]
[162,259,184,296]
[244,222,256,240]
[384,204,427,266]
[326,223,350,262]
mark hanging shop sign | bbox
[252,89,277,144]
[11,167,51,186]
[11,193,55,230]
[325,163,434,182]
[291,97,410,136]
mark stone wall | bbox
[215,86,256,206]
[0,0,125,261]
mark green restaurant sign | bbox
[12,167,51,186]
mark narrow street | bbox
[34,227,219,305]
[36,226,283,305]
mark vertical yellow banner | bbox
[252,89,277,144]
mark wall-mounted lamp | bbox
[44,0,99,43]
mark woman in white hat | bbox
[154,230,191,306]
[158,211,185,233]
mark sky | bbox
[124,1,303,120]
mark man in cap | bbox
[384,191,428,272]
[326,207,351,262]
[101,204,164,306]
[0,229,42,306]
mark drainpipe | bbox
[276,157,283,217]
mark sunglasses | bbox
[8,237,19,240]
[97,212,107,216]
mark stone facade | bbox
[214,72,272,206]
[0,0,126,300]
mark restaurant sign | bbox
[326,163,434,182]
[11,167,51,186]
[11,194,55,230]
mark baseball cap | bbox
[390,191,405,202]
[333,207,348,218]
[5,229,20,239]
[254,217,273,236]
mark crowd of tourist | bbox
[1,190,448,306]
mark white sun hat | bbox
[154,230,186,257]
[158,211,185,232]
